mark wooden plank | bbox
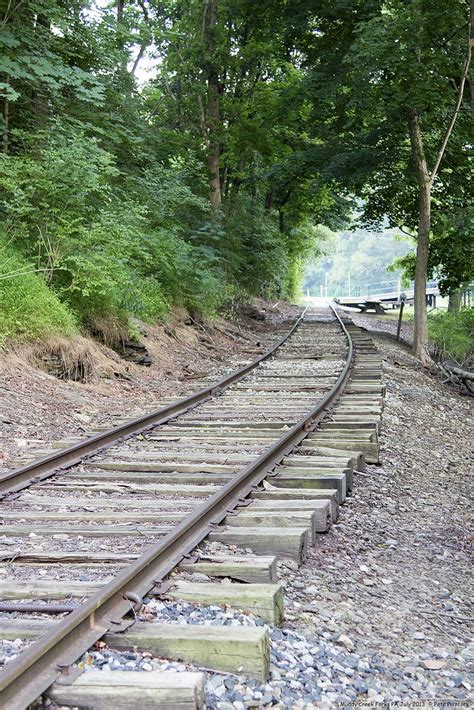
[163,581,284,626]
[251,488,339,521]
[292,448,366,471]
[106,623,270,680]
[1,511,186,523]
[281,464,353,491]
[179,555,278,583]
[17,494,195,510]
[227,504,330,538]
[248,499,332,531]
[209,526,308,564]
[334,407,381,415]
[47,671,205,710]
[282,455,354,469]
[42,482,219,497]
[272,471,347,503]
[88,462,240,473]
[130,442,262,452]
[0,579,101,600]
[309,430,377,441]
[0,551,136,564]
[345,385,385,395]
[106,452,254,464]
[304,439,379,463]
[67,471,233,484]
[0,525,171,537]
[147,436,276,444]
[319,421,378,431]
[0,618,51,639]
[233,383,328,391]
[166,421,290,429]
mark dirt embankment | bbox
[0,302,299,468]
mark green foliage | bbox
[0,0,352,343]
[0,123,233,333]
[429,208,474,297]
[5,0,467,351]
[428,310,474,365]
[223,197,289,298]
[0,235,77,345]
[390,208,474,298]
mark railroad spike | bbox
[122,591,143,612]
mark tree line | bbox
[0,1,472,362]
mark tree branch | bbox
[130,43,147,75]
[397,225,417,238]
[201,0,209,44]
[130,0,150,75]
[430,32,472,183]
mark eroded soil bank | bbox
[0,302,298,468]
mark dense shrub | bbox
[0,128,230,334]
[0,114,324,343]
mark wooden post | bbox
[396,298,405,341]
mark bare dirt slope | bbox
[0,302,298,468]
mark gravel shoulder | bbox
[348,309,416,345]
[283,334,473,703]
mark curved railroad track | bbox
[0,304,384,709]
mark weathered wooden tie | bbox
[47,671,205,710]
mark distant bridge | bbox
[334,279,440,312]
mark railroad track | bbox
[0,304,384,709]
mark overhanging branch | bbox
[430,31,472,183]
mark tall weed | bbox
[428,309,474,365]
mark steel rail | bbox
[0,305,353,709]
[0,309,307,499]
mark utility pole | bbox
[325,272,328,298]
[348,271,351,297]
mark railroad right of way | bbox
[0,306,384,709]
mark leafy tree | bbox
[1,0,469,355]
[289,0,472,363]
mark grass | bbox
[0,239,78,346]
[428,309,474,365]
[383,307,415,322]
[384,306,473,364]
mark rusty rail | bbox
[0,310,307,498]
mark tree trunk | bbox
[408,109,432,366]
[279,210,285,234]
[2,88,8,154]
[204,0,221,210]
[265,192,273,211]
[448,289,462,313]
[413,182,431,364]
[32,14,52,133]
[208,139,221,209]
